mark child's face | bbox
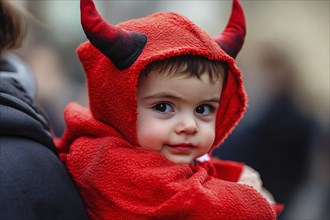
[136,68,223,164]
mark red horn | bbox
[81,0,147,70]
[215,0,246,58]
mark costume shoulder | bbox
[197,156,244,182]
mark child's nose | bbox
[174,115,198,135]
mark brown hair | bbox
[140,55,227,84]
[0,0,27,57]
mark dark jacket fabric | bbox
[0,54,90,220]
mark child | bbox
[58,0,282,219]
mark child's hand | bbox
[238,165,275,204]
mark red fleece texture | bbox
[58,104,275,219]
[57,2,279,219]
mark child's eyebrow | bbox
[141,92,182,101]
[141,93,220,104]
[206,98,220,104]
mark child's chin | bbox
[167,156,193,165]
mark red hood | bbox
[77,11,247,152]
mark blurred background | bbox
[12,1,329,219]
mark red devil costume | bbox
[57,0,281,219]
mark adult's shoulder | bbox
[0,136,90,220]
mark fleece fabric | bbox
[57,0,278,219]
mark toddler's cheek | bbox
[203,128,216,147]
[137,126,166,151]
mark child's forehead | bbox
[139,64,224,86]
[148,62,188,77]
[137,72,223,107]
[139,69,222,89]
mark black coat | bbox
[0,54,90,220]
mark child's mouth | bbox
[166,144,195,153]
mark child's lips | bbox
[166,144,195,153]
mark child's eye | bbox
[195,104,214,115]
[153,103,174,113]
